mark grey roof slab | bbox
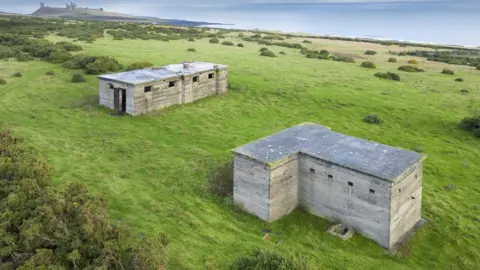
[97,62,227,85]
[232,123,425,182]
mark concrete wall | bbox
[389,162,423,248]
[98,79,135,114]
[233,154,270,221]
[297,153,392,248]
[268,155,299,221]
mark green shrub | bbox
[460,89,469,94]
[259,47,269,52]
[260,50,276,57]
[364,114,383,124]
[126,61,154,71]
[207,160,233,197]
[333,56,355,63]
[13,72,22,77]
[232,250,308,270]
[407,59,418,64]
[473,128,480,138]
[302,40,312,44]
[442,69,455,75]
[365,50,377,55]
[85,56,123,75]
[46,71,55,76]
[16,52,33,62]
[222,41,234,46]
[55,41,83,51]
[62,55,98,70]
[398,65,424,72]
[44,49,72,63]
[388,57,397,63]
[251,33,262,38]
[0,78,6,84]
[374,72,401,81]
[460,115,480,131]
[85,38,95,43]
[361,61,376,69]
[72,74,86,83]
[238,33,245,38]
[186,48,196,52]
[279,51,286,55]
[319,49,329,57]
[237,43,244,47]
[188,38,195,42]
[455,78,464,82]
[209,38,219,44]
[477,66,480,71]
[0,46,15,59]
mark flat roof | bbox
[232,123,425,182]
[97,62,227,85]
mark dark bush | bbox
[398,65,424,72]
[207,160,233,197]
[259,47,269,52]
[209,38,219,44]
[55,41,83,51]
[364,114,383,124]
[72,74,86,83]
[232,250,308,270]
[260,50,277,57]
[388,57,397,63]
[16,52,33,62]
[407,59,418,64]
[85,37,95,43]
[188,38,195,42]
[455,78,464,82]
[62,55,97,70]
[365,50,377,55]
[222,41,234,46]
[319,49,329,57]
[374,72,401,81]
[0,46,15,59]
[44,49,72,63]
[279,51,286,55]
[477,66,480,71]
[186,48,196,52]
[13,72,22,77]
[237,43,244,47]
[85,56,123,75]
[0,128,169,269]
[460,115,480,131]
[460,89,469,94]
[333,56,355,63]
[473,128,480,138]
[251,33,262,38]
[361,61,376,69]
[126,61,154,71]
[442,69,455,75]
[302,40,312,43]
[46,71,55,76]
[0,78,6,84]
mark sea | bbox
[4,1,480,47]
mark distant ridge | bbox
[30,2,224,27]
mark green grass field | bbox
[0,34,479,269]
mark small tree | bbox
[388,57,397,63]
[72,74,86,83]
[442,69,455,75]
[360,61,376,69]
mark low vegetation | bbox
[388,57,397,63]
[364,50,377,55]
[442,69,455,75]
[259,47,269,52]
[455,78,464,82]
[407,59,418,64]
[260,50,277,57]
[232,250,308,270]
[363,114,383,124]
[13,72,22,77]
[209,38,220,44]
[207,161,233,197]
[360,61,376,69]
[63,55,123,74]
[279,51,286,55]
[222,41,234,46]
[126,61,154,71]
[237,43,244,47]
[186,48,196,52]
[460,115,480,138]
[302,40,312,44]
[71,73,86,83]
[374,72,401,81]
[332,56,355,63]
[46,71,56,76]
[0,78,6,84]
[398,65,425,72]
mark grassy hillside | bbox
[0,31,479,269]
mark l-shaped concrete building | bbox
[232,123,426,249]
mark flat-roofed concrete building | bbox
[232,123,426,249]
[97,62,228,115]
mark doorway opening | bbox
[113,88,127,114]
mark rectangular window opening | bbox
[310,168,315,173]
[169,81,176,87]
[328,174,333,179]
[348,182,353,187]
[144,86,152,93]
[369,189,375,194]
[193,76,199,82]
[208,73,214,79]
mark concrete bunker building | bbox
[97,62,228,115]
[232,123,426,249]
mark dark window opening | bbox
[193,76,199,82]
[328,174,333,179]
[310,168,315,173]
[144,86,152,93]
[348,182,353,187]
[208,73,214,79]
[169,81,176,87]
[369,189,375,194]
[411,196,416,200]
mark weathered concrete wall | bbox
[233,154,270,221]
[389,162,423,248]
[133,75,183,115]
[297,153,392,248]
[98,79,135,114]
[268,155,298,221]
